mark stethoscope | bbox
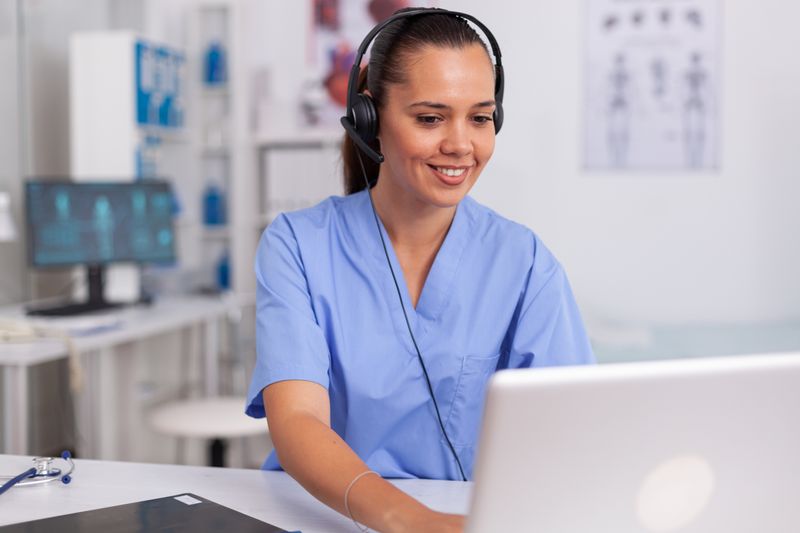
[0,451,75,495]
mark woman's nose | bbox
[440,122,472,157]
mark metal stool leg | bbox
[209,438,226,467]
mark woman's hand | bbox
[388,508,465,533]
[265,383,462,533]
[421,512,466,533]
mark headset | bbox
[340,8,505,482]
[340,7,504,165]
[0,451,75,496]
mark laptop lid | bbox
[466,353,800,533]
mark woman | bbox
[246,8,594,533]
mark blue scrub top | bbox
[246,190,594,480]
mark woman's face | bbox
[375,43,497,210]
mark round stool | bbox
[149,396,267,467]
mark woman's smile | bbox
[427,164,474,186]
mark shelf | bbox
[197,0,233,12]
[137,126,191,143]
[254,128,342,150]
[201,86,229,97]
[201,146,230,157]
[201,225,230,239]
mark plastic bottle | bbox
[216,251,230,290]
[204,41,227,85]
[203,184,226,226]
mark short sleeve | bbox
[245,214,331,418]
[503,234,595,369]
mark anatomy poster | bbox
[583,0,721,171]
[305,0,437,127]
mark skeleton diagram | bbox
[607,53,631,167]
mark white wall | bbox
[21,0,110,176]
[438,0,800,325]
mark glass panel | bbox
[0,0,24,304]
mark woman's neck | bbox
[369,178,456,254]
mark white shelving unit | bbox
[254,128,344,230]
[186,0,256,297]
[185,1,345,296]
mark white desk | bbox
[0,295,246,457]
[0,455,472,532]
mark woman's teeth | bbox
[435,167,466,177]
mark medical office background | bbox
[1,0,799,467]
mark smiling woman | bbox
[246,8,594,533]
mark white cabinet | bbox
[70,31,186,179]
[70,31,188,302]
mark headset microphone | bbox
[340,117,384,164]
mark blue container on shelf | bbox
[204,41,227,85]
[203,184,226,225]
[216,252,230,290]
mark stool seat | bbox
[149,396,267,439]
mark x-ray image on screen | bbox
[26,180,176,267]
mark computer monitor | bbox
[25,180,176,316]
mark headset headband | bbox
[344,8,505,116]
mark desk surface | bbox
[0,338,66,367]
[1,294,251,456]
[0,455,471,532]
[0,294,242,366]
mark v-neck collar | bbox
[355,190,474,324]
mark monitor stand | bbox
[26,265,127,317]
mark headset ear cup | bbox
[353,93,379,143]
[493,102,504,134]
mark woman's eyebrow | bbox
[407,100,496,110]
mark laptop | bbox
[466,352,800,533]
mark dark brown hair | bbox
[342,9,492,195]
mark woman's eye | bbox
[417,115,441,125]
[473,115,493,125]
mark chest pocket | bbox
[444,353,501,447]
